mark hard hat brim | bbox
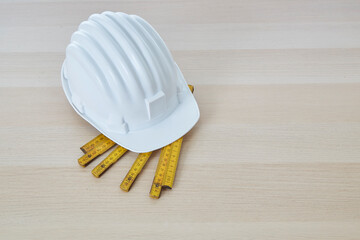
[115,89,199,153]
[62,62,200,153]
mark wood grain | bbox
[1,1,360,239]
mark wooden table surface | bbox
[1,1,360,239]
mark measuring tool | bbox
[148,138,183,198]
[80,134,108,153]
[92,146,128,178]
[163,137,183,189]
[149,144,172,199]
[78,138,115,167]
[120,152,152,192]
[188,84,194,93]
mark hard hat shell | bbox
[61,11,200,153]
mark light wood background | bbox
[1,1,360,239]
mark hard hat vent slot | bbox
[145,91,166,120]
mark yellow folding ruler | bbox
[120,151,152,192]
[77,85,194,198]
[80,134,109,153]
[149,138,183,199]
[92,146,128,177]
[78,138,115,167]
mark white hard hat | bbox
[61,11,200,153]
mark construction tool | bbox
[92,146,128,178]
[120,152,152,192]
[80,134,108,153]
[78,138,115,167]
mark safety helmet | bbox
[61,11,200,153]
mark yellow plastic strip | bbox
[78,138,115,167]
[163,138,183,189]
[120,152,152,192]
[149,145,172,199]
[188,84,194,93]
[91,146,128,178]
[80,134,109,154]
